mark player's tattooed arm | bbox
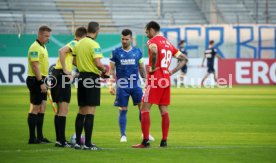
[149,43,158,73]
[139,62,147,79]
[170,53,188,75]
[108,62,116,95]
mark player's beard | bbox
[122,43,130,50]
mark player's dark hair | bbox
[178,40,185,46]
[209,40,215,45]
[87,21,99,33]
[145,21,160,32]
[75,27,87,37]
[39,25,52,33]
[121,29,132,37]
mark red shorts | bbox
[142,84,170,105]
[142,69,171,105]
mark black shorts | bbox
[26,76,47,105]
[77,72,101,107]
[50,69,71,103]
[207,62,215,73]
[181,65,187,74]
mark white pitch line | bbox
[0,145,275,153]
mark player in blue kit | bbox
[109,29,154,142]
[201,40,222,86]
[177,40,188,86]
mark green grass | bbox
[0,86,276,163]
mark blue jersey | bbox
[204,47,217,66]
[179,47,187,56]
[110,47,143,88]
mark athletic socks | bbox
[141,111,150,140]
[37,113,44,140]
[119,110,127,136]
[59,116,66,144]
[28,113,37,141]
[161,112,170,141]
[54,115,59,142]
[75,113,85,145]
[84,114,94,146]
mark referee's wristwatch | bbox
[37,79,44,85]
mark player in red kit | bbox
[132,21,188,148]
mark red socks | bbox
[141,111,170,141]
[141,111,150,140]
[162,112,170,140]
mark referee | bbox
[51,27,87,147]
[74,22,107,150]
[26,25,52,144]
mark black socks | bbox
[28,113,37,141]
[84,114,94,146]
[37,113,44,140]
[75,113,85,145]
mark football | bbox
[70,133,85,145]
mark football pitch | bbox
[0,86,275,162]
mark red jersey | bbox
[147,35,180,69]
[143,35,180,105]
[147,35,181,86]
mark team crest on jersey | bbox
[120,59,135,65]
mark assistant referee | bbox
[26,25,52,144]
[73,22,107,150]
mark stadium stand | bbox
[0,0,68,34]
[215,0,253,24]
[150,0,207,25]
[103,0,158,34]
[55,0,117,33]
[0,0,275,34]
[243,0,276,24]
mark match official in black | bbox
[26,25,52,144]
[74,22,107,150]
[51,27,87,147]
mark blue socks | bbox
[119,110,128,136]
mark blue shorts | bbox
[114,87,143,107]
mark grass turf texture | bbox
[0,86,275,162]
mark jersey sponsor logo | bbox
[205,54,212,58]
[120,59,135,65]
[70,41,76,47]
[94,48,102,54]
[30,51,38,58]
